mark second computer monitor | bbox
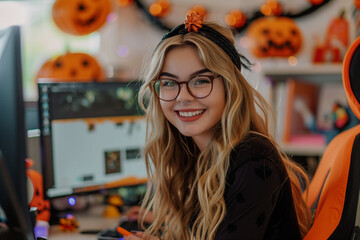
[38,81,147,199]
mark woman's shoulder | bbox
[231,133,280,162]
[226,133,287,193]
[228,133,286,178]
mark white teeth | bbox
[178,110,204,117]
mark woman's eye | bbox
[162,80,176,87]
[193,77,211,85]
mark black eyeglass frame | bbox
[151,74,221,102]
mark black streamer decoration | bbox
[133,0,333,34]
[133,0,172,31]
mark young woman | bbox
[124,13,311,240]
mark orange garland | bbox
[149,0,170,17]
[225,10,246,28]
[80,0,336,31]
[261,0,283,16]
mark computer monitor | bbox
[0,26,35,240]
[37,81,147,199]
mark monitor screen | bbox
[0,25,34,239]
[38,81,147,199]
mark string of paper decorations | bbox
[118,0,334,33]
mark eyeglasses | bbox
[152,75,221,101]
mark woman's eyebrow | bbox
[159,68,211,79]
[190,68,211,77]
[159,72,177,78]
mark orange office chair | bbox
[303,38,360,240]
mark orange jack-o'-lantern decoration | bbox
[52,0,112,35]
[246,17,303,58]
[26,159,51,222]
[225,9,246,28]
[36,52,105,83]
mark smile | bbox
[74,11,101,26]
[178,110,204,117]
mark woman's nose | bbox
[176,84,195,102]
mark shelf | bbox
[263,64,343,83]
[266,64,340,157]
[264,63,343,76]
[280,143,326,156]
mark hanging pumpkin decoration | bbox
[26,159,51,222]
[149,0,170,18]
[261,0,283,16]
[225,9,246,29]
[52,0,112,35]
[186,5,207,19]
[246,17,303,58]
[308,0,325,5]
[36,52,105,83]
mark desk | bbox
[47,205,120,240]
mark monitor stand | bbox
[0,150,35,240]
[0,227,33,240]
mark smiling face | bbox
[52,0,111,35]
[72,0,108,28]
[246,17,303,58]
[36,52,104,82]
[158,45,226,150]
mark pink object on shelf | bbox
[289,134,326,146]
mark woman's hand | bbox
[124,231,159,240]
[126,206,154,223]
[123,231,145,240]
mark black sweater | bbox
[214,134,302,240]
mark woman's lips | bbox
[175,109,206,122]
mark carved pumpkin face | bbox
[36,52,105,82]
[52,0,112,35]
[246,17,303,58]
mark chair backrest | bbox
[303,37,360,240]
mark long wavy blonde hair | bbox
[137,22,311,240]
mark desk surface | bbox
[47,205,121,240]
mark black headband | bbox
[161,23,251,71]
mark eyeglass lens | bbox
[154,75,214,101]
